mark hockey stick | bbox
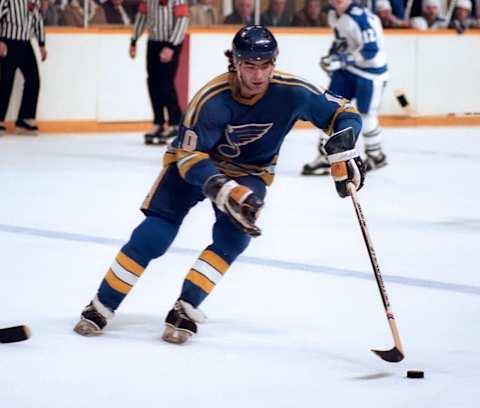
[347,183,405,363]
[0,325,31,343]
[404,0,414,19]
[445,0,456,27]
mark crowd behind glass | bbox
[41,0,479,32]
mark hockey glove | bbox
[320,53,354,74]
[203,175,264,237]
[324,128,365,198]
[328,38,348,56]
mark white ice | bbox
[1,127,479,407]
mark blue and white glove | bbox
[320,53,354,74]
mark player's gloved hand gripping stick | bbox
[324,127,365,198]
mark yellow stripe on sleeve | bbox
[141,167,168,211]
[199,250,229,274]
[176,149,210,179]
[105,268,132,294]
[116,252,144,277]
[186,269,215,293]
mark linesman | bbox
[129,0,189,145]
[0,0,47,136]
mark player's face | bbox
[332,0,351,13]
[237,60,274,98]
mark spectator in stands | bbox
[60,0,107,26]
[41,0,62,26]
[449,0,478,33]
[260,0,292,26]
[224,0,254,24]
[121,0,140,21]
[376,0,412,27]
[189,0,221,26]
[411,0,447,29]
[388,0,405,20]
[291,0,327,27]
[102,0,131,25]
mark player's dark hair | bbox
[225,50,236,72]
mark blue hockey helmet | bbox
[232,25,279,64]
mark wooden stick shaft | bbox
[347,183,404,355]
[404,0,414,19]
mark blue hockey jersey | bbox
[165,70,362,187]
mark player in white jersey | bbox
[302,0,388,175]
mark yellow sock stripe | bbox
[199,250,229,274]
[115,252,144,277]
[105,268,132,294]
[186,269,215,294]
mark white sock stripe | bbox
[192,259,224,284]
[92,296,114,319]
[364,134,382,148]
[111,260,139,287]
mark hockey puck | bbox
[406,370,424,379]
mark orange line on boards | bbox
[3,121,152,134]
[2,116,480,135]
[45,26,480,36]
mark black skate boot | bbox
[365,149,387,172]
[301,153,331,176]
[15,119,38,136]
[73,296,114,336]
[156,125,179,145]
[162,300,206,344]
[144,125,163,145]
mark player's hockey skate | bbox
[73,296,114,336]
[365,150,387,172]
[144,125,178,146]
[301,153,331,176]
[144,125,163,145]
[15,119,38,136]
[162,300,206,345]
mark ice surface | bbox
[1,127,479,407]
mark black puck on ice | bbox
[407,370,424,379]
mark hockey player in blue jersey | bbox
[73,25,366,344]
[302,0,389,175]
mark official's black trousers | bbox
[146,40,182,127]
[0,39,40,122]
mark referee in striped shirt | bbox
[129,0,189,145]
[0,0,47,136]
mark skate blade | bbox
[16,129,38,136]
[301,169,330,176]
[161,325,192,344]
[144,137,167,146]
[73,319,102,337]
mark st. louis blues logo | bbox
[217,123,273,158]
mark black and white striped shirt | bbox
[131,0,189,47]
[0,0,45,46]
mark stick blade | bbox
[0,325,31,344]
[371,347,404,363]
